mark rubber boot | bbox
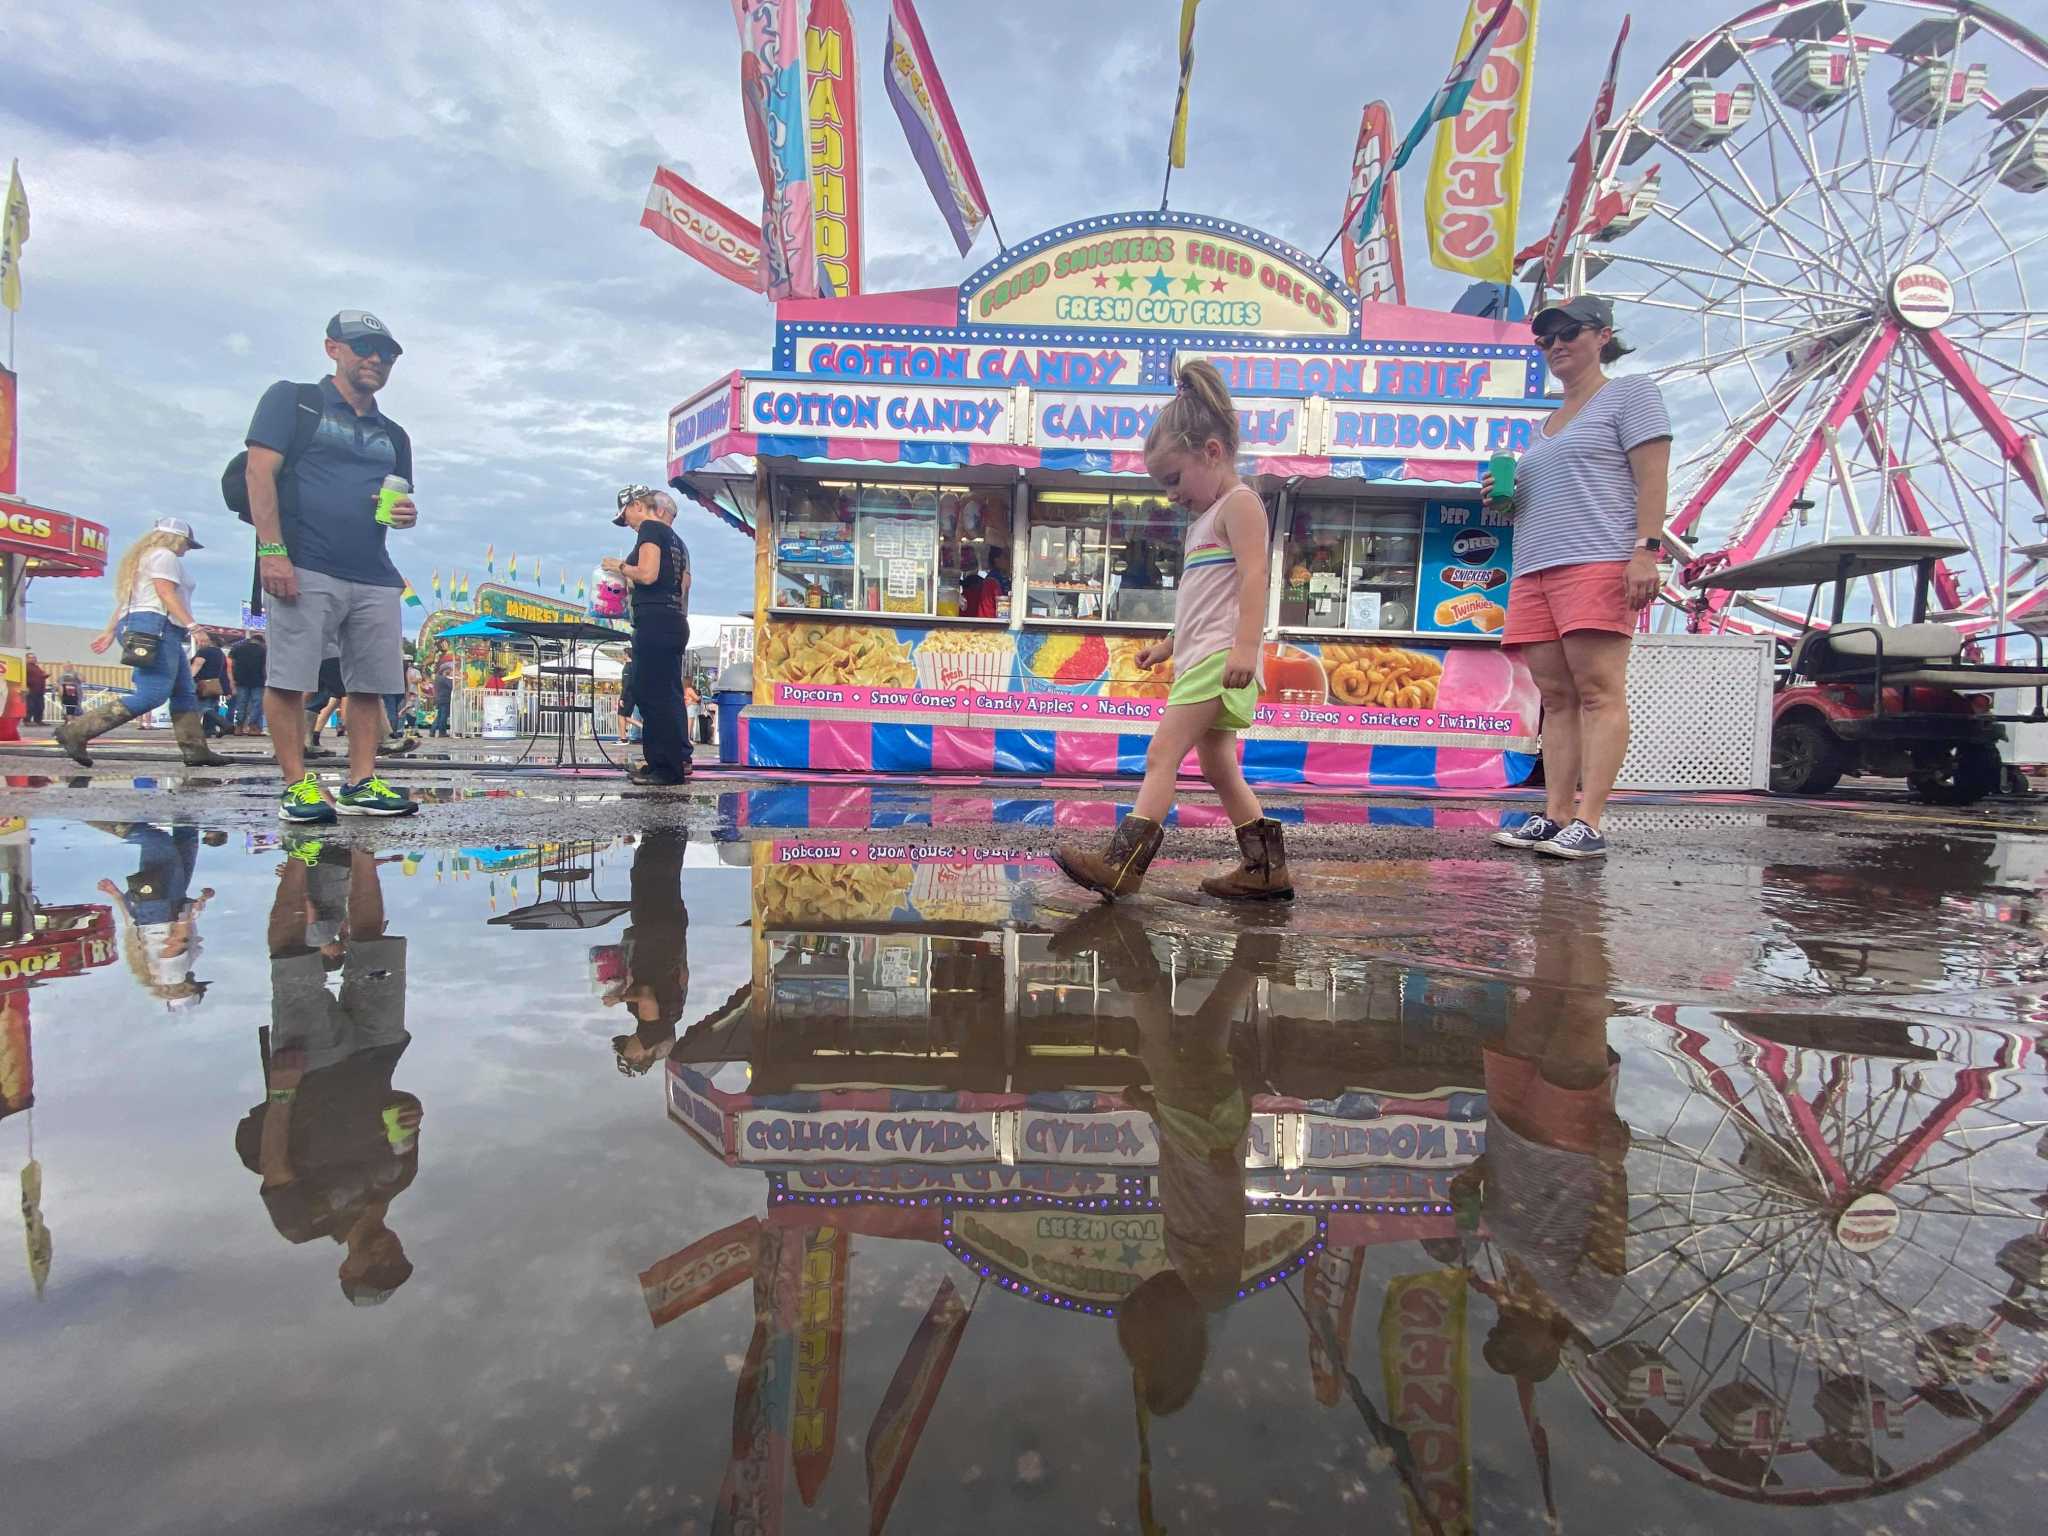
[1052,813,1163,902]
[1199,817,1295,902]
[172,711,231,767]
[54,698,136,767]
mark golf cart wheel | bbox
[1770,718,1842,796]
[1915,743,2002,807]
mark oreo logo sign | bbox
[1450,528,1500,565]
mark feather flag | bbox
[804,0,863,296]
[1,161,28,314]
[1342,103,1408,304]
[577,578,588,600]
[733,0,821,300]
[1531,14,1630,305]
[865,1276,972,1533]
[642,166,768,292]
[1426,0,1541,285]
[431,570,441,601]
[509,553,520,581]
[485,544,495,575]
[791,1227,848,1505]
[1167,0,1201,169]
[1336,0,1516,264]
[400,579,423,610]
[882,0,991,256]
[713,1224,802,1536]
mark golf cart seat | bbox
[1795,622,1960,680]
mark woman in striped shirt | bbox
[1492,296,1672,862]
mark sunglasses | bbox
[344,338,401,362]
[1532,323,1586,351]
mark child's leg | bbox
[1194,731,1263,826]
[1132,700,1224,822]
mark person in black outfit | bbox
[189,629,231,737]
[604,829,691,1074]
[603,485,692,786]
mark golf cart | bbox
[1693,536,2048,805]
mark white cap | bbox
[152,517,203,550]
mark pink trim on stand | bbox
[809,720,873,773]
[932,726,996,773]
[1052,731,1119,776]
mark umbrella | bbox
[437,617,518,640]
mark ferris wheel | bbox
[1558,0,2048,636]
[1557,1008,2048,1505]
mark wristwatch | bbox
[256,542,289,558]
[1635,537,1664,555]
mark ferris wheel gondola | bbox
[1541,1,2048,641]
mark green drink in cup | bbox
[1485,452,1516,511]
[375,475,412,527]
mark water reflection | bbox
[604,831,691,1075]
[238,840,418,1305]
[89,820,224,1010]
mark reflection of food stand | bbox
[671,209,1549,788]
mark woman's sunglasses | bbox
[1532,324,1586,351]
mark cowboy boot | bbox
[1045,905,1166,993]
[1052,813,1163,902]
[54,698,137,767]
[172,711,231,767]
[1199,818,1295,902]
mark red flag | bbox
[864,1276,972,1534]
[714,1224,803,1536]
[638,1216,759,1328]
[1533,15,1630,302]
[804,0,863,296]
[791,1226,849,1504]
[1304,1245,1368,1407]
[1341,104,1407,304]
[641,166,767,293]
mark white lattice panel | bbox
[1614,633,1774,791]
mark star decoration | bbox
[1093,272,1109,288]
[1210,277,1228,293]
[1119,1242,1146,1267]
[1115,270,1138,292]
[1182,273,1203,293]
[1146,267,1173,295]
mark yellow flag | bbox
[1167,0,1201,169]
[1426,0,1541,285]
[509,553,520,581]
[1,161,29,314]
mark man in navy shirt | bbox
[245,311,421,822]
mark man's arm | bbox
[245,446,300,602]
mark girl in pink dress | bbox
[1053,361,1292,901]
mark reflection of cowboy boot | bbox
[1199,818,1294,902]
[55,699,136,767]
[1052,814,1162,901]
[1046,905,1166,993]
[172,712,231,767]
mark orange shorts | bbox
[1483,1045,1620,1156]
[1502,560,1634,646]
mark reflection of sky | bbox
[3,816,2047,1532]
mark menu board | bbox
[1416,502,1514,636]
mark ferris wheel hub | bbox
[1834,1191,1902,1253]
[1889,264,1957,331]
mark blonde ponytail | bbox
[1145,359,1239,459]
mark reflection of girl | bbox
[1054,362,1292,902]
[59,518,230,768]
[92,821,219,1011]
[605,831,691,1074]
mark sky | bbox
[2,0,1755,627]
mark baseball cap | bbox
[326,310,404,356]
[614,484,656,527]
[1530,294,1615,334]
[152,516,203,550]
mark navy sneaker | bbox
[278,773,338,825]
[1536,819,1607,860]
[1492,813,1565,849]
[336,775,420,817]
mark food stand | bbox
[0,498,110,734]
[671,209,1550,787]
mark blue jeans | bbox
[231,685,266,729]
[116,615,197,716]
[121,823,198,925]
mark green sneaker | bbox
[281,835,327,867]
[279,773,337,824]
[337,775,419,818]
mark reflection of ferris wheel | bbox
[1568,1010,2048,1503]
[1561,0,2048,634]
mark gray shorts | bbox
[267,570,405,695]
[270,936,409,1066]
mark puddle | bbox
[2,816,2046,1533]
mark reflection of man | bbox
[236,840,418,1305]
[606,830,690,1074]
[1454,871,1630,1385]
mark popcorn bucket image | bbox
[914,633,1016,693]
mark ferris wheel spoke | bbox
[1717,133,1867,302]
[1839,11,1894,266]
[1651,151,1871,305]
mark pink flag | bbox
[1534,15,1631,302]
[637,1216,759,1328]
[882,0,991,256]
[864,1276,972,1533]
[641,167,767,293]
[733,0,820,299]
[1341,103,1407,305]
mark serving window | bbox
[1023,489,1184,626]
[771,476,1011,620]
[1280,497,1424,634]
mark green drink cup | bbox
[375,475,412,527]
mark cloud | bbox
[3,0,1888,628]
